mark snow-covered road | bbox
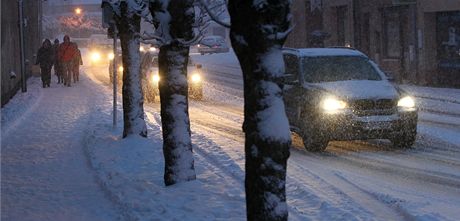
[1,77,120,220]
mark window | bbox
[302,56,382,83]
[383,8,401,58]
[437,11,460,69]
[336,6,347,46]
[283,54,300,84]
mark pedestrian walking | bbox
[58,35,77,87]
[35,39,54,88]
[52,39,63,84]
[72,43,83,83]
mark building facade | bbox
[42,0,104,40]
[1,0,43,106]
[285,0,460,87]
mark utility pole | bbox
[102,1,118,127]
[18,0,27,92]
[112,27,118,128]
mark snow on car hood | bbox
[309,80,399,100]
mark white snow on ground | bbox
[84,107,247,220]
[1,75,120,221]
[418,123,460,147]
[2,50,460,221]
[83,66,247,220]
[400,84,460,104]
[1,77,43,138]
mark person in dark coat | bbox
[72,43,83,83]
[52,39,63,84]
[35,39,54,88]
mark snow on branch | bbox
[139,31,167,45]
[103,0,150,18]
[197,0,231,28]
[266,24,295,40]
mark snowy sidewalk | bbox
[1,76,119,221]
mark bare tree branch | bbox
[198,0,231,28]
[267,24,295,40]
[139,31,167,44]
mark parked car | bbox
[282,48,418,151]
[197,35,229,55]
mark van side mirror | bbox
[280,74,298,85]
[385,72,395,82]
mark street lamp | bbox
[75,7,82,15]
[75,7,82,37]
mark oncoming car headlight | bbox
[118,66,124,73]
[91,52,101,62]
[108,52,115,60]
[151,74,160,84]
[322,97,347,112]
[397,96,415,108]
[191,73,201,83]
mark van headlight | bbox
[397,96,415,108]
[191,73,201,83]
[108,52,114,60]
[151,74,160,84]
[91,52,101,62]
[118,66,124,73]
[322,97,347,112]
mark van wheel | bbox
[301,133,328,152]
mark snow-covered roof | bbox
[283,48,367,57]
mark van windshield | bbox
[302,56,382,83]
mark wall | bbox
[285,0,308,48]
[1,0,42,106]
[284,0,459,87]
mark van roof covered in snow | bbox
[283,48,367,58]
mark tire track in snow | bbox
[145,107,245,184]
[185,103,382,220]
[333,172,420,221]
[287,153,404,221]
[339,138,460,168]
[204,70,244,91]
[323,142,460,189]
[193,100,456,218]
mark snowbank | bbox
[83,104,246,220]
[1,77,43,138]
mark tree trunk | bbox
[158,44,196,186]
[228,0,292,220]
[149,0,196,186]
[115,1,147,138]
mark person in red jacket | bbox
[58,35,77,87]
